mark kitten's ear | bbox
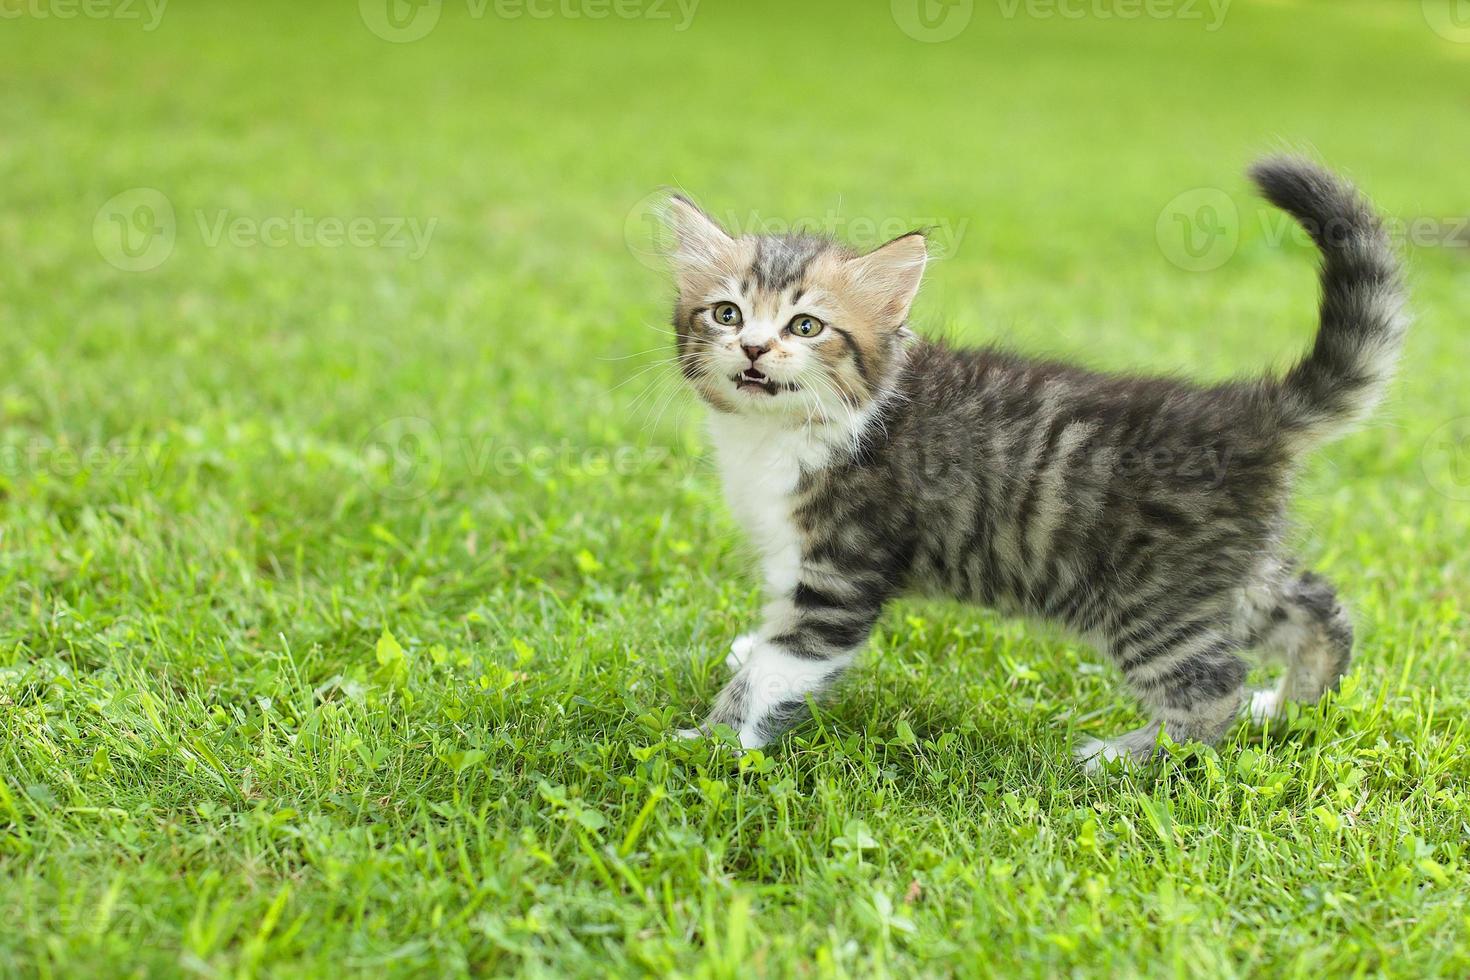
[663,194,733,273]
[846,232,928,327]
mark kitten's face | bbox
[667,198,926,425]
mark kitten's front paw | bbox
[1074,729,1159,772]
[726,632,757,672]
[1074,738,1125,772]
[1246,688,1284,724]
[673,723,754,755]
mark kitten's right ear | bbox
[845,231,928,328]
[663,194,733,273]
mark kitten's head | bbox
[666,196,926,425]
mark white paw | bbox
[1073,733,1156,772]
[1247,688,1284,724]
[673,725,755,755]
[726,632,757,672]
[1074,737,1122,773]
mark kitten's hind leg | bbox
[1241,571,1354,722]
[1079,619,1247,770]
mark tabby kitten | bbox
[666,159,1404,767]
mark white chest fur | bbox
[706,414,844,597]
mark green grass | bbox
[2,0,1469,975]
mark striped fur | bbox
[667,159,1405,766]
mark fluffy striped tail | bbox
[1251,157,1407,448]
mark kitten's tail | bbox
[1251,157,1407,449]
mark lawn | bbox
[2,0,1469,975]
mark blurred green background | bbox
[2,0,1468,975]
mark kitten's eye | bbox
[712,302,743,327]
[789,315,825,338]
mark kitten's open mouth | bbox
[734,367,781,395]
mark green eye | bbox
[712,302,743,327]
[789,315,825,338]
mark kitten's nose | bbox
[741,342,771,363]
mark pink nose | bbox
[742,343,770,362]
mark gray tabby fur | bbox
[665,158,1406,767]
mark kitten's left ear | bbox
[846,232,928,327]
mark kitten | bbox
[666,158,1404,768]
